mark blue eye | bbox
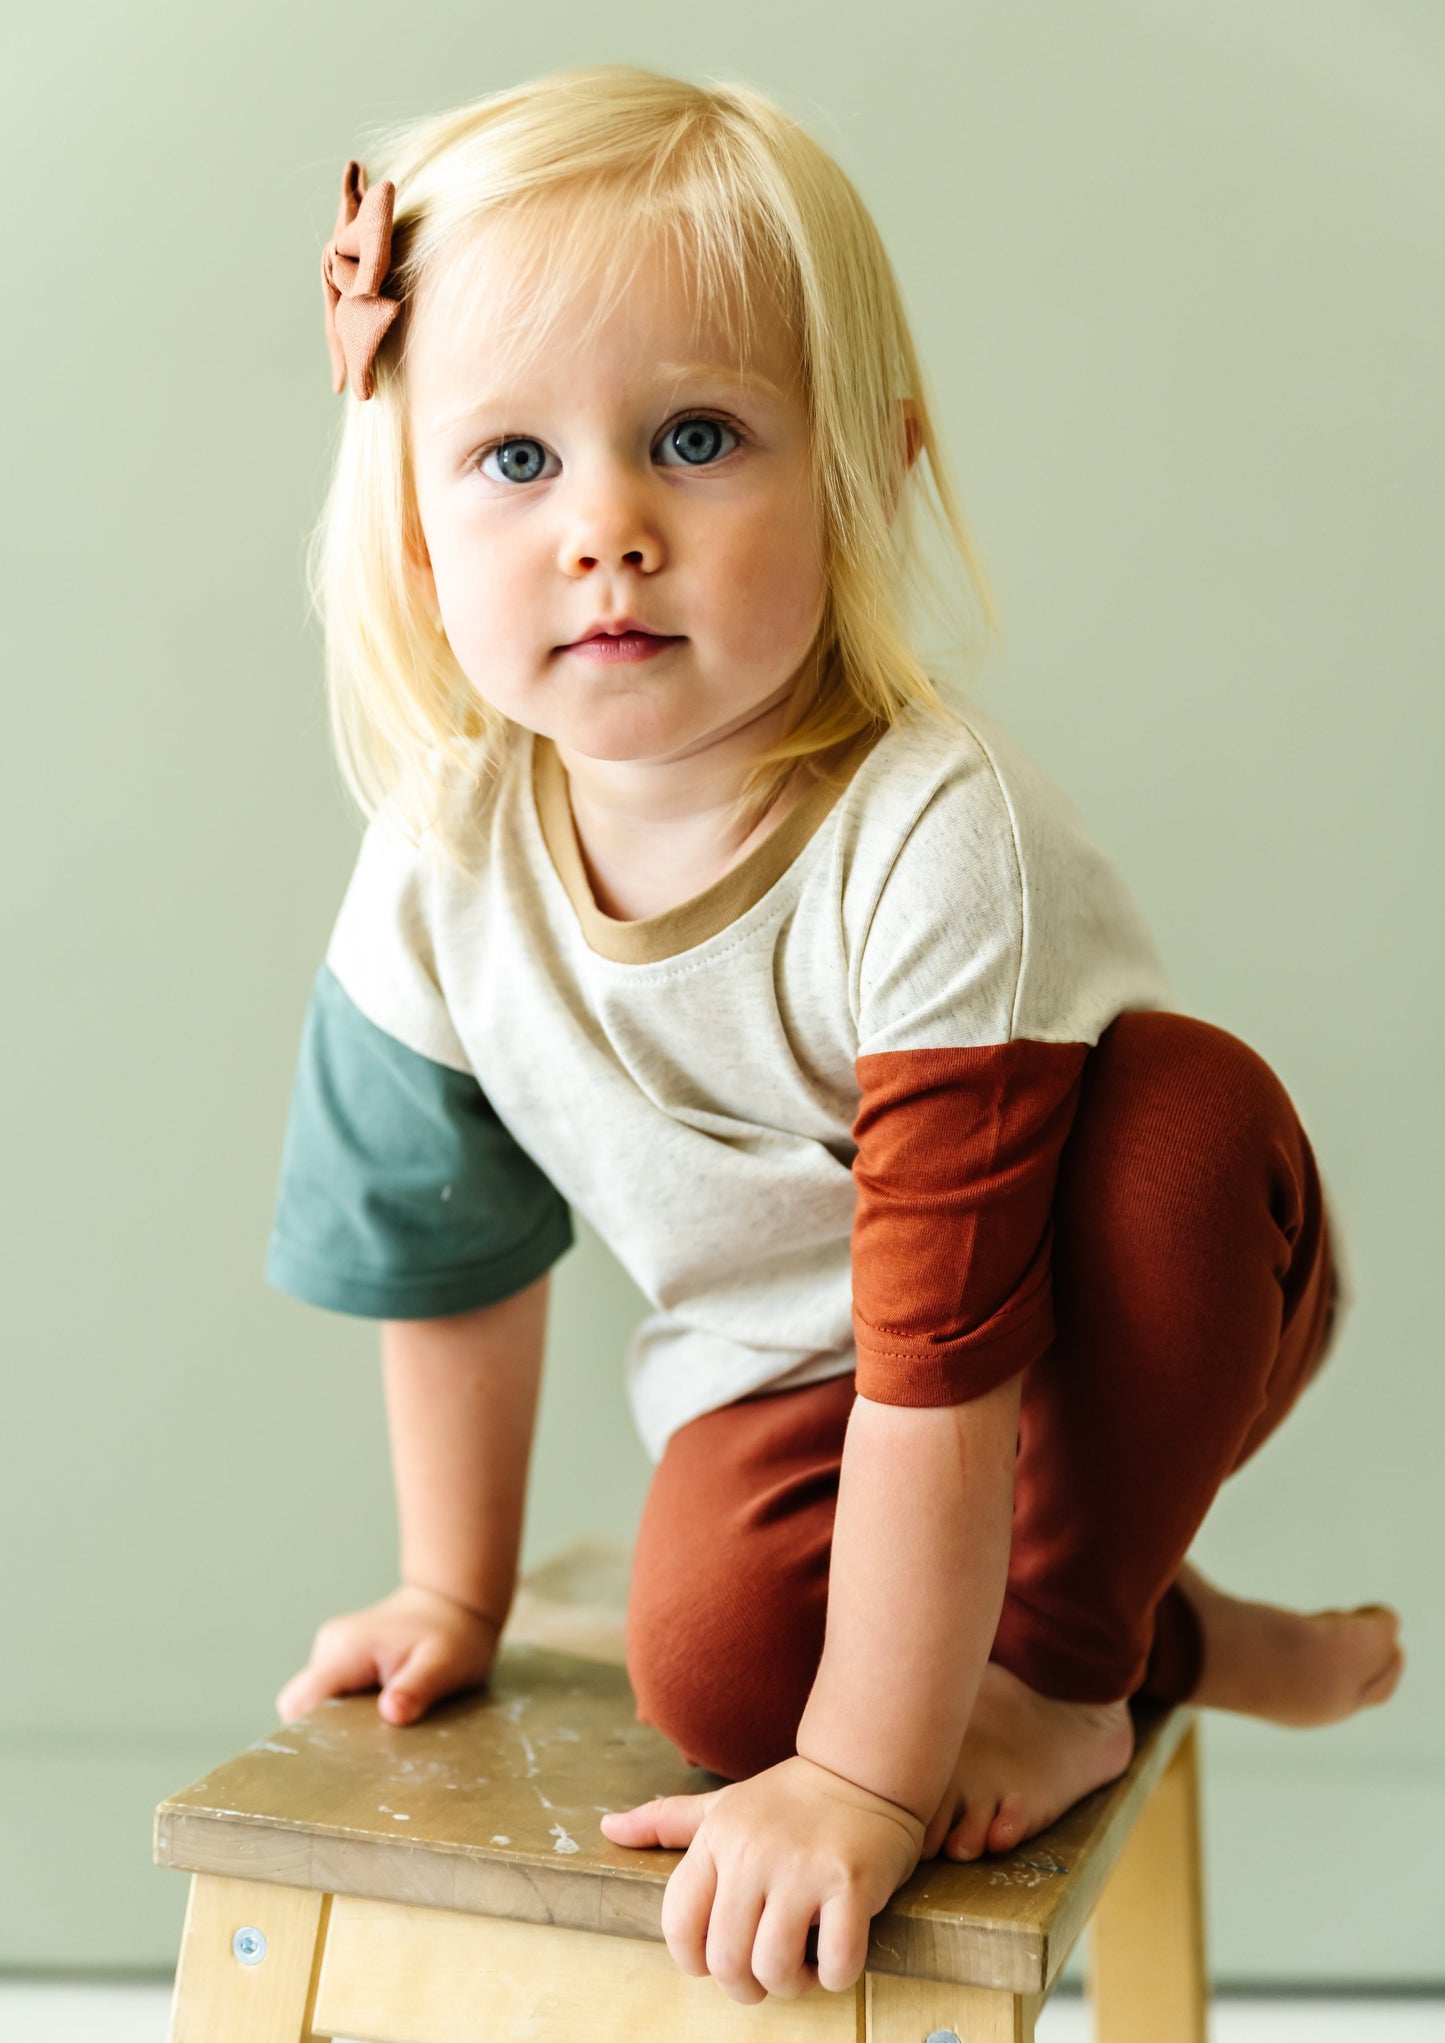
[476,416,740,482]
[657,416,739,467]
[479,438,556,484]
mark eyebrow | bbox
[654,360,787,395]
[430,361,787,439]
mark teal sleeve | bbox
[264,963,574,1318]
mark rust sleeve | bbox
[850,1039,1089,1405]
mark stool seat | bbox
[154,1540,1207,2040]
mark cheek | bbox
[428,522,522,645]
[704,501,826,658]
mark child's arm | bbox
[793,1377,1020,1823]
[274,1273,549,1726]
[601,1374,1021,2002]
[382,1271,550,1630]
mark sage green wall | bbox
[4,0,1440,1986]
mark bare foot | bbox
[923,1570,1405,1865]
[1178,1561,1404,1726]
[923,1661,1135,1863]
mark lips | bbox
[568,612,674,637]
[562,624,683,665]
[579,632,667,645]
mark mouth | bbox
[560,621,685,664]
[562,618,683,649]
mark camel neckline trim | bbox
[530,727,883,964]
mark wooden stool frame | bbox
[155,1541,1208,2041]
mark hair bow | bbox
[320,159,400,401]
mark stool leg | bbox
[166,1873,330,2042]
[1087,1721,1208,2043]
[867,1973,1039,2039]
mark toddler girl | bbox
[268,63,1403,2005]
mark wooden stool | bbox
[154,1540,1208,2041]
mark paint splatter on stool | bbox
[155,1540,1208,2040]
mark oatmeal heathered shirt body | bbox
[265,704,1173,1463]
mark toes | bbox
[1360,1643,1405,1708]
[985,1792,1029,1855]
[945,1802,998,1862]
[1329,1608,1405,1713]
[1348,1603,1402,1651]
[947,1790,1032,1859]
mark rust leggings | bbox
[625,1012,1341,1782]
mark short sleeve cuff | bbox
[264,1199,574,1320]
[852,1265,1053,1406]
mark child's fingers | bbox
[704,1878,768,2005]
[275,1628,384,1722]
[378,1636,463,1723]
[598,1806,654,1846]
[599,1791,712,1850]
[748,1892,821,2000]
[274,1673,310,1723]
[813,1889,872,1995]
[275,1650,375,1723]
[659,1837,719,1979]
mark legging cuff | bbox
[989,1604,1144,1704]
[989,1579,1205,1706]
[1136,1582,1205,1705]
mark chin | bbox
[546,700,701,763]
[560,728,691,766]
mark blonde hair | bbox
[309,63,1001,864]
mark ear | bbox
[885,398,923,522]
[404,528,439,615]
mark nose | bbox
[556,462,665,578]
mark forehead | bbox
[405,207,803,422]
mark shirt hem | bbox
[263,1209,574,1320]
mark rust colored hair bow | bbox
[321,159,400,401]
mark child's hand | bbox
[274,1582,502,1727]
[599,1754,925,2002]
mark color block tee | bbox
[265,702,1172,1462]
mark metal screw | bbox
[232,1926,267,1965]
[924,2032,962,2043]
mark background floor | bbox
[1,1981,1441,2040]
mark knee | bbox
[626,1554,823,1780]
[1074,1011,1306,1223]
